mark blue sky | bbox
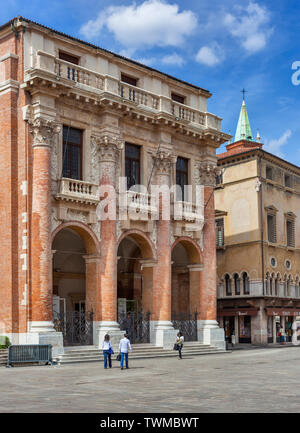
[2,0,300,162]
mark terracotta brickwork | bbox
[0,17,229,346]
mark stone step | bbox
[54,345,228,365]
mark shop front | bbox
[265,308,300,344]
[218,308,258,344]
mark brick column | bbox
[28,118,63,355]
[92,133,124,348]
[197,162,225,349]
[151,151,178,348]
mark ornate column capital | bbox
[91,133,123,164]
[153,150,174,176]
[195,162,222,187]
[29,118,61,148]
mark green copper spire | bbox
[234,96,253,142]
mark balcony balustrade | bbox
[56,178,99,205]
[28,51,222,132]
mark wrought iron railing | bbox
[171,312,198,342]
[118,311,151,344]
[53,311,94,346]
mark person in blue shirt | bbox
[102,334,113,369]
[118,334,132,370]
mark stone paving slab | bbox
[1,347,300,412]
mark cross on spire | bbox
[241,88,247,101]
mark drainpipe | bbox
[258,154,265,296]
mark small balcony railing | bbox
[56,178,99,204]
[173,201,204,223]
[120,190,158,219]
[119,82,159,110]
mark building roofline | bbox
[0,16,211,96]
[217,148,300,173]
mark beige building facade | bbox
[215,103,300,345]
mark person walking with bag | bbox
[176,332,184,359]
[118,333,132,370]
[102,334,114,369]
[279,327,285,345]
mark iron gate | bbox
[171,312,198,342]
[118,311,150,344]
[53,311,94,346]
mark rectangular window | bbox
[216,219,224,247]
[286,219,295,247]
[267,214,276,243]
[285,174,292,188]
[125,143,141,189]
[266,166,273,180]
[216,173,223,185]
[121,73,138,87]
[59,51,79,65]
[62,126,83,180]
[171,93,185,104]
[176,157,188,201]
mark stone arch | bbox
[51,222,100,326]
[117,230,156,316]
[117,229,156,260]
[171,237,203,264]
[52,221,100,255]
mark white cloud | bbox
[264,130,292,158]
[195,44,223,67]
[224,2,272,53]
[161,53,185,66]
[80,0,197,53]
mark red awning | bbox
[265,308,300,317]
[218,308,258,317]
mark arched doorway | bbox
[117,231,155,343]
[171,238,202,341]
[52,223,99,346]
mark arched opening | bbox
[233,273,240,295]
[225,274,232,296]
[171,238,202,341]
[52,223,99,346]
[117,231,154,343]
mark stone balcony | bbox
[120,190,158,220]
[55,178,99,205]
[25,51,223,133]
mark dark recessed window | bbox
[225,274,232,296]
[176,157,188,201]
[59,51,79,65]
[62,126,83,180]
[286,219,295,247]
[125,143,140,190]
[216,218,224,247]
[242,272,250,295]
[266,166,273,180]
[234,273,240,295]
[267,214,276,243]
[285,174,292,188]
[121,73,138,87]
[171,93,185,104]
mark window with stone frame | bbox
[225,274,232,296]
[234,273,240,295]
[216,218,224,247]
[266,165,274,180]
[121,73,138,87]
[267,213,277,243]
[284,173,292,188]
[125,143,141,190]
[176,157,189,201]
[286,217,295,247]
[62,126,83,180]
[242,272,250,295]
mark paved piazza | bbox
[1,347,300,413]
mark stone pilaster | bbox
[92,132,125,348]
[28,117,63,356]
[151,150,178,349]
[197,161,225,349]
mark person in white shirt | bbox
[118,334,132,370]
[102,334,113,369]
[176,332,184,359]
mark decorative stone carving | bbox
[51,207,60,232]
[91,133,123,164]
[195,162,222,187]
[29,118,61,148]
[91,221,101,241]
[149,221,157,247]
[90,136,100,184]
[153,150,174,176]
[67,209,88,223]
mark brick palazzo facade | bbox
[0,17,230,355]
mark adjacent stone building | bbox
[0,17,229,355]
[215,97,300,345]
